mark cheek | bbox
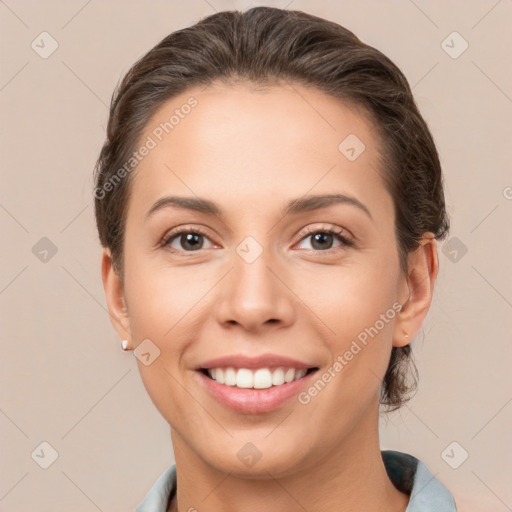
[293,251,400,394]
[124,249,201,340]
[296,254,399,335]
[297,272,399,429]
[123,257,202,423]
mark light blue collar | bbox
[135,450,457,511]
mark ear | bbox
[101,248,132,348]
[393,233,439,348]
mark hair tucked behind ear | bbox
[93,6,449,410]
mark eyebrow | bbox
[145,193,373,221]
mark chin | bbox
[201,437,313,479]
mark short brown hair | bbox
[93,6,449,411]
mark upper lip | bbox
[197,353,318,370]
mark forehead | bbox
[127,81,391,222]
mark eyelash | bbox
[299,225,355,251]
[160,224,355,256]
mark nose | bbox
[215,245,296,332]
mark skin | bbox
[102,81,438,512]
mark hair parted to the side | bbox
[93,6,449,411]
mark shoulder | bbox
[134,464,176,512]
[382,450,458,512]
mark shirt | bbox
[135,450,457,511]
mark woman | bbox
[94,6,457,511]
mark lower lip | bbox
[195,370,318,414]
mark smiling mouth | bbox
[199,366,319,389]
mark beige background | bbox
[1,1,511,511]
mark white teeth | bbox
[271,368,285,386]
[205,366,310,389]
[215,368,225,384]
[236,369,253,388]
[253,369,272,389]
[284,368,295,383]
[295,369,307,380]
[224,367,237,386]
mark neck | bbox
[168,405,409,512]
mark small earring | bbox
[404,333,409,339]
[121,339,129,351]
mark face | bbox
[104,81,428,478]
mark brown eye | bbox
[162,227,214,253]
[296,227,354,252]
